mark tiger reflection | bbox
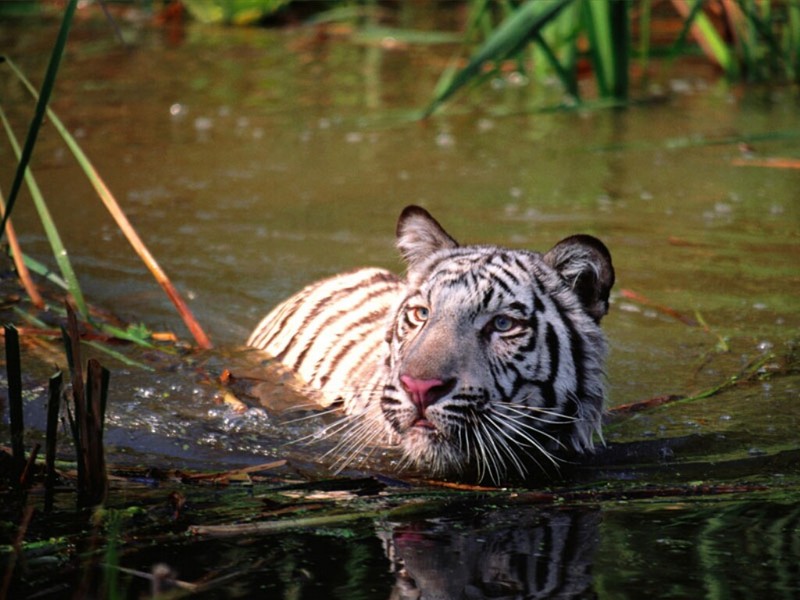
[380,507,600,600]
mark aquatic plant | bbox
[0,0,212,349]
[424,0,800,114]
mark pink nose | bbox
[400,375,454,411]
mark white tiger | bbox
[248,206,614,483]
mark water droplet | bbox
[345,132,363,144]
[506,71,528,87]
[194,117,213,131]
[169,103,187,118]
[435,132,455,148]
[477,118,495,132]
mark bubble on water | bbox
[506,71,528,88]
[477,118,495,132]
[748,447,767,457]
[345,131,363,144]
[435,132,455,148]
[757,340,774,352]
[719,414,732,422]
[194,117,213,132]
[669,79,692,94]
[169,103,187,118]
[617,302,641,314]
[134,386,158,400]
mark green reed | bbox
[424,0,800,115]
[1,2,212,349]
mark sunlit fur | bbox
[248,206,614,484]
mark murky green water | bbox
[2,6,799,598]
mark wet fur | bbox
[248,206,614,483]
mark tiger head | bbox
[380,206,615,483]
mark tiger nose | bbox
[400,375,456,410]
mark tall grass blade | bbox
[0,0,78,240]
[14,253,69,291]
[0,107,89,317]
[582,0,629,99]
[583,0,613,97]
[670,0,736,76]
[0,186,44,308]
[609,0,630,99]
[639,0,653,80]
[4,58,213,349]
[789,0,800,80]
[423,0,575,117]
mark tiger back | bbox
[248,205,614,483]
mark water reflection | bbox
[384,508,599,599]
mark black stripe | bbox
[481,285,495,309]
[549,297,586,401]
[285,281,396,370]
[319,309,390,385]
[497,257,521,285]
[269,269,398,353]
[545,322,560,386]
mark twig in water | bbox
[45,371,63,512]
[4,325,25,479]
[620,288,698,326]
[62,303,109,508]
[0,505,35,600]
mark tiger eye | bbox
[492,315,514,332]
[411,306,429,323]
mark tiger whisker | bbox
[482,415,529,480]
[491,405,571,454]
[473,418,507,485]
[486,409,562,472]
[280,406,342,425]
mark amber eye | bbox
[491,315,515,332]
[408,306,429,325]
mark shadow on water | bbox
[1,5,800,598]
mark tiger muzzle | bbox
[400,375,456,422]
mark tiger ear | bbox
[396,205,459,268]
[544,235,615,322]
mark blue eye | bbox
[409,306,429,324]
[492,315,515,332]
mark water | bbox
[1,7,799,598]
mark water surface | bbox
[1,7,799,598]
